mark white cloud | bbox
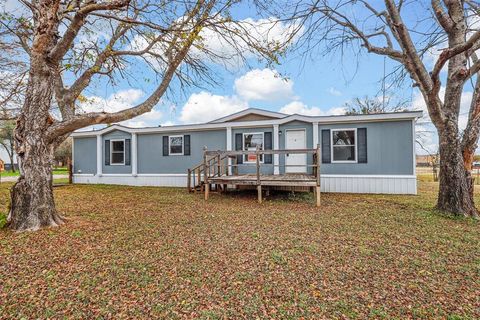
[179,91,248,123]
[412,87,472,130]
[177,68,347,124]
[328,87,342,96]
[122,108,164,128]
[234,68,294,102]
[81,89,144,113]
[128,16,302,72]
[79,88,164,127]
[280,101,322,116]
[280,101,346,116]
[412,87,475,154]
[161,121,176,127]
[192,17,302,68]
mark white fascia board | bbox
[70,111,424,138]
[209,108,287,123]
[287,111,424,123]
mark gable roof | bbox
[209,108,287,123]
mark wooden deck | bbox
[188,146,322,206]
[209,173,317,187]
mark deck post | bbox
[187,168,191,192]
[316,143,321,207]
[203,146,209,200]
[256,145,262,204]
[197,168,202,192]
[257,185,262,204]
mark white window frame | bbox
[331,128,357,163]
[243,132,265,163]
[110,139,125,166]
[169,135,184,156]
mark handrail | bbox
[190,162,204,172]
[205,149,318,156]
[188,145,322,205]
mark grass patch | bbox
[0,167,68,178]
[0,180,478,318]
[0,212,6,228]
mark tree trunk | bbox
[7,89,64,230]
[8,141,63,231]
[7,77,64,230]
[437,126,479,218]
[9,152,15,173]
[7,2,64,230]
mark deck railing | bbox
[187,145,322,206]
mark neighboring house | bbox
[0,144,18,171]
[71,108,422,194]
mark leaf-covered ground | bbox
[0,181,479,319]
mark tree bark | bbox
[7,76,64,230]
[7,0,64,231]
[437,123,479,218]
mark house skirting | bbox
[320,174,417,194]
[73,174,417,195]
[73,174,188,187]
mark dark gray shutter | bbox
[321,129,331,163]
[235,133,243,164]
[163,136,169,156]
[184,135,190,156]
[264,132,272,164]
[357,128,367,163]
[105,140,110,166]
[125,139,131,165]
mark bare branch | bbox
[48,0,130,63]
[431,0,454,32]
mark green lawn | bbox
[0,167,68,177]
[0,181,479,319]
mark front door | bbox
[285,129,307,173]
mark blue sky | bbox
[90,2,427,148]
[4,0,473,155]
[97,17,415,127]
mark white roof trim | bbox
[208,108,287,123]
[71,110,423,137]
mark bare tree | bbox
[0,120,16,172]
[0,16,27,119]
[2,0,293,231]
[285,0,480,218]
[54,138,71,167]
[344,95,408,115]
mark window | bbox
[169,135,184,155]
[243,132,264,162]
[111,139,125,165]
[331,129,356,163]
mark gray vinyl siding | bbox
[71,119,415,179]
[318,120,414,175]
[103,130,132,174]
[279,121,314,174]
[137,130,225,174]
[232,127,274,175]
[73,137,96,174]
